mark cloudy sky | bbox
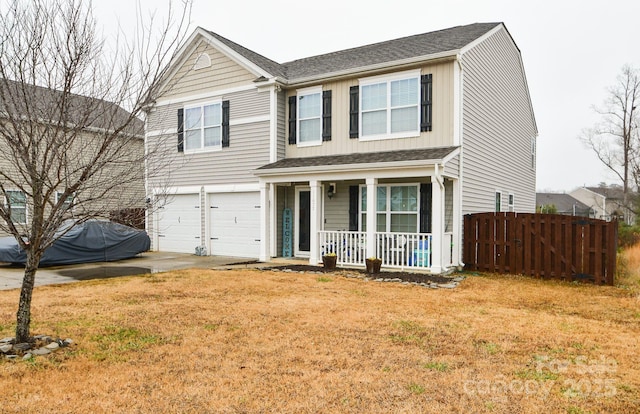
[95,0,640,192]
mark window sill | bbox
[358,131,421,142]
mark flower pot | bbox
[322,255,337,270]
[365,258,382,274]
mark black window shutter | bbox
[177,108,184,152]
[420,183,432,233]
[288,95,297,145]
[420,74,433,132]
[322,90,332,141]
[222,100,230,147]
[349,185,359,231]
[349,86,359,138]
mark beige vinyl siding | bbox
[323,182,351,231]
[161,41,257,100]
[284,61,456,158]
[460,27,536,215]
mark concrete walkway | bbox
[0,252,261,291]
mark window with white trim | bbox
[360,70,420,140]
[184,102,222,151]
[6,190,27,224]
[297,87,322,146]
[508,193,515,212]
[495,191,503,212]
[359,185,419,232]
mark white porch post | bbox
[269,183,276,258]
[309,180,322,265]
[431,173,444,273]
[259,180,270,262]
[452,178,462,267]
[366,177,378,259]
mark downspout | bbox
[456,54,466,268]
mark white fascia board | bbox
[441,147,461,165]
[286,51,458,87]
[203,183,260,193]
[198,29,273,79]
[459,24,503,55]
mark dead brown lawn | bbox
[0,267,639,413]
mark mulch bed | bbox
[264,264,456,284]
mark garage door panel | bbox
[209,192,260,259]
[157,194,200,254]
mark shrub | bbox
[618,223,640,248]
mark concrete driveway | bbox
[0,252,258,290]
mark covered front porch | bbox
[254,148,461,274]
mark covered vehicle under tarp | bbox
[0,220,150,265]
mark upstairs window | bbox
[288,88,332,146]
[178,100,229,153]
[6,190,27,224]
[185,102,222,151]
[360,70,420,140]
[297,88,322,146]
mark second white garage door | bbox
[209,192,260,258]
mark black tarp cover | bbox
[0,220,150,265]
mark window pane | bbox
[185,130,200,150]
[8,191,26,206]
[361,83,386,110]
[391,78,418,107]
[376,214,386,232]
[185,107,201,130]
[391,186,417,211]
[391,106,418,133]
[203,104,221,126]
[204,126,221,147]
[376,187,386,211]
[361,213,366,231]
[362,110,386,136]
[299,118,321,143]
[361,187,367,211]
[298,93,321,118]
[390,214,417,232]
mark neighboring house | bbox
[535,192,593,217]
[570,185,635,224]
[145,22,537,273]
[0,79,146,237]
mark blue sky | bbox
[94,0,640,192]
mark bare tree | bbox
[0,0,191,343]
[581,65,640,222]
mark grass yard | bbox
[0,262,639,413]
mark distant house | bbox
[570,186,634,224]
[535,193,592,217]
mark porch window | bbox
[6,190,27,224]
[360,185,419,232]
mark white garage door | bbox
[209,192,260,258]
[156,194,201,253]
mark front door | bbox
[295,188,311,256]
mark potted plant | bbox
[322,252,337,270]
[365,257,382,274]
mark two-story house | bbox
[145,22,537,273]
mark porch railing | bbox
[319,230,434,270]
[319,230,366,266]
[375,232,432,270]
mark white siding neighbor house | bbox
[145,22,537,273]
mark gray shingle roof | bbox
[206,23,501,82]
[256,147,458,171]
[536,193,591,215]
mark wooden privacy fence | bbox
[463,213,617,285]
